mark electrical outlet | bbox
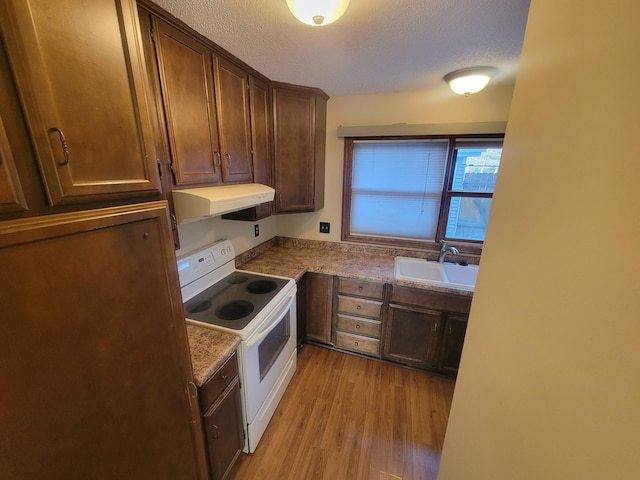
[254,224,259,237]
[319,222,330,234]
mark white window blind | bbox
[350,139,449,241]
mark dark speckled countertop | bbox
[186,325,240,387]
[236,237,476,298]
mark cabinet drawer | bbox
[391,285,472,314]
[199,351,238,411]
[335,331,380,356]
[336,314,381,339]
[337,277,384,299]
[337,295,383,319]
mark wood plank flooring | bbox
[229,345,456,480]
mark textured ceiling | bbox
[151,0,531,97]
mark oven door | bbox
[241,287,297,425]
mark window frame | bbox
[341,134,503,253]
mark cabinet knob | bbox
[221,375,228,381]
[356,324,361,329]
[358,286,363,291]
[354,341,359,346]
[356,305,362,310]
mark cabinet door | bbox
[384,304,443,369]
[249,75,274,218]
[249,76,273,188]
[203,377,245,480]
[214,56,253,183]
[305,272,334,344]
[296,274,307,349]
[0,0,160,205]
[439,314,468,376]
[0,113,27,213]
[273,86,324,212]
[152,19,222,186]
[0,202,207,479]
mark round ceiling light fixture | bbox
[444,67,499,95]
[285,0,351,26]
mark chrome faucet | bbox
[438,240,459,263]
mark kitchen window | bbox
[342,135,503,249]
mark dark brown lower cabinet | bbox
[199,352,244,480]
[383,285,472,377]
[296,274,307,350]
[304,272,334,345]
[0,202,207,479]
[439,314,469,376]
[384,304,443,369]
[302,278,471,377]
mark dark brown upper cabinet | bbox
[249,76,273,188]
[0,0,161,206]
[214,56,253,183]
[150,18,253,187]
[0,112,27,213]
[247,75,274,219]
[272,84,328,213]
[152,19,222,186]
[222,74,274,221]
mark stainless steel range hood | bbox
[172,183,275,225]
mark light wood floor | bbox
[229,345,456,480]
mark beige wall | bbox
[438,1,640,479]
[276,84,515,242]
[176,214,278,256]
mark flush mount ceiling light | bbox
[286,0,351,26]
[444,67,499,95]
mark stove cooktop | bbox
[183,271,289,331]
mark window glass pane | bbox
[451,148,501,192]
[350,140,448,241]
[351,193,441,240]
[446,196,492,241]
[352,141,447,194]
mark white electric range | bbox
[177,240,297,453]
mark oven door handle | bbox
[244,289,296,350]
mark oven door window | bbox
[258,312,290,381]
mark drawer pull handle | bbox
[221,375,228,381]
[211,425,219,439]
